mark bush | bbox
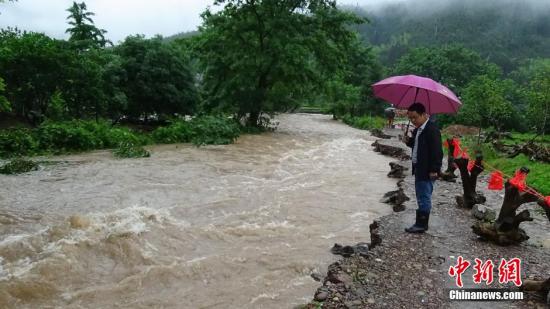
[189,115,240,146]
[113,142,150,158]
[35,121,99,153]
[0,128,38,157]
[0,158,38,174]
[151,121,193,144]
[34,120,149,154]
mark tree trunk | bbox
[472,175,550,245]
[455,155,486,209]
[441,138,457,181]
[247,110,260,127]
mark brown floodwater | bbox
[0,113,396,308]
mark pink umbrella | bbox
[372,75,462,114]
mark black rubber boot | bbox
[405,210,429,233]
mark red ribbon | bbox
[509,170,527,192]
[488,171,504,190]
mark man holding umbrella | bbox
[372,75,461,234]
[402,103,443,233]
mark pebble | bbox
[367,298,375,304]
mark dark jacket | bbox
[406,119,443,181]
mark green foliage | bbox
[0,29,68,123]
[458,75,517,131]
[525,68,550,134]
[34,120,147,154]
[65,1,110,50]
[0,158,38,174]
[45,90,68,121]
[0,77,11,113]
[342,115,385,130]
[324,79,361,119]
[189,115,241,146]
[36,121,98,152]
[0,128,37,157]
[113,142,150,158]
[151,121,193,144]
[115,35,198,119]
[196,0,365,126]
[391,45,499,93]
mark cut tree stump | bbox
[521,277,550,304]
[472,169,550,245]
[455,155,486,209]
[440,138,457,182]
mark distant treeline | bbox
[0,0,548,136]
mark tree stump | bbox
[440,138,458,182]
[455,155,486,209]
[472,171,550,245]
[521,277,550,304]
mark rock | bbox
[388,162,408,178]
[314,290,328,301]
[332,297,339,301]
[311,272,322,282]
[371,128,392,139]
[330,243,355,257]
[345,300,363,308]
[327,271,353,285]
[372,139,411,160]
[472,204,496,221]
[367,298,375,304]
[417,291,426,296]
[381,189,410,210]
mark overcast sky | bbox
[0,0,406,43]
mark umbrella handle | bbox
[405,120,411,136]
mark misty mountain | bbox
[347,0,550,71]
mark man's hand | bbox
[402,134,410,144]
[429,172,438,180]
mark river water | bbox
[0,113,396,308]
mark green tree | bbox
[196,0,365,127]
[458,75,517,131]
[66,1,110,51]
[392,45,500,94]
[0,29,67,123]
[115,35,198,119]
[526,70,550,135]
[61,46,107,120]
